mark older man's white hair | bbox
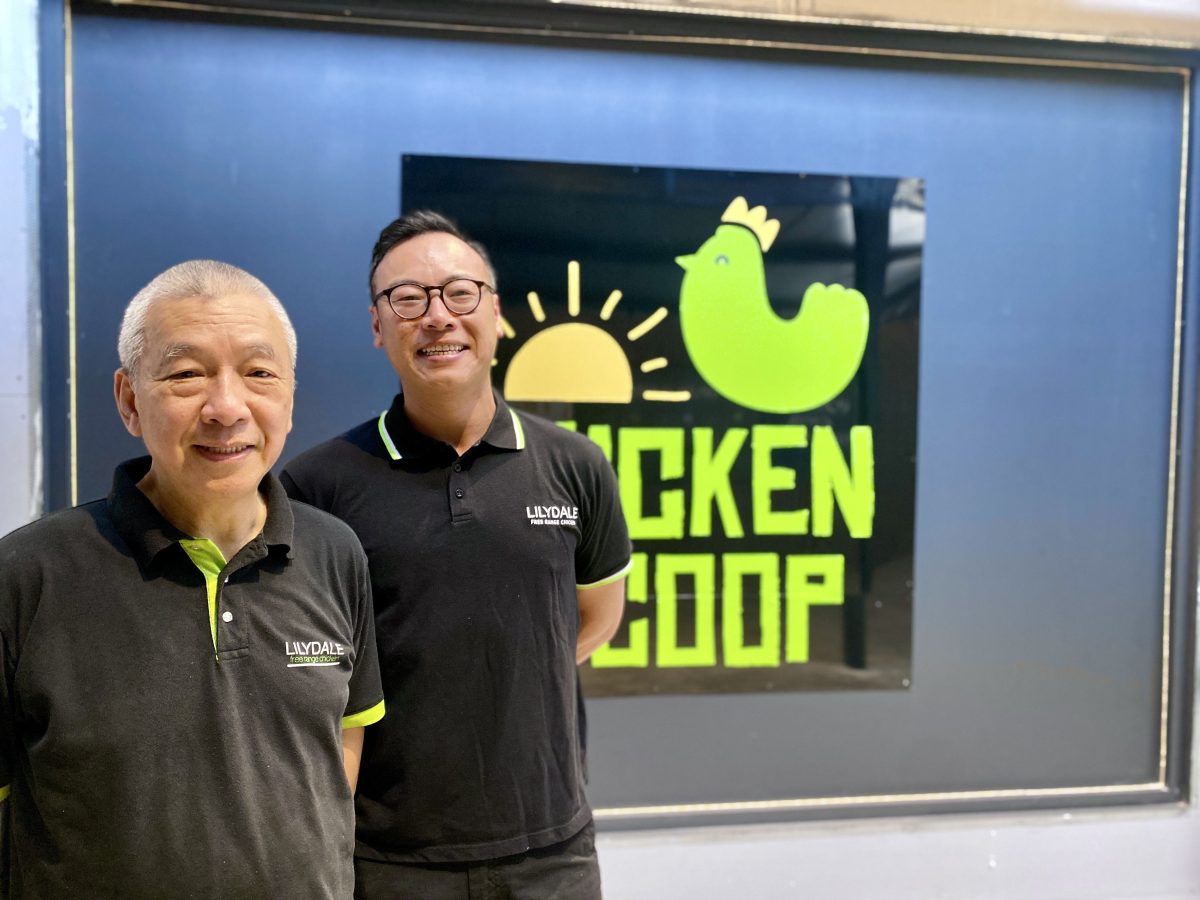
[118,260,298,377]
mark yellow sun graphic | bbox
[501,261,692,404]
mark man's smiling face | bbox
[115,291,295,506]
[369,231,502,402]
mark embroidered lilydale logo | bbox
[285,640,346,668]
[526,504,579,527]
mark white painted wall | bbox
[4,1,1198,896]
[598,804,1200,898]
[0,0,41,536]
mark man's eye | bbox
[167,370,199,380]
[247,369,276,379]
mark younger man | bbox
[284,212,631,898]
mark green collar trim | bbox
[378,410,402,461]
[379,398,526,459]
[179,538,227,576]
[509,408,526,450]
[179,538,228,652]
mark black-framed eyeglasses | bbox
[374,278,493,320]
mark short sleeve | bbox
[1,635,11,803]
[341,548,384,729]
[0,566,15,805]
[575,442,633,589]
[1,628,13,896]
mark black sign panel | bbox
[403,156,920,695]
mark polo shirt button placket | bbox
[216,571,249,660]
[449,460,470,521]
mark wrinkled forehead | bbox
[143,292,292,363]
[374,232,493,289]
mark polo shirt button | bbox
[453,463,462,472]
[222,611,233,622]
[455,488,465,499]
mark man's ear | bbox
[370,303,384,349]
[114,368,143,437]
[492,293,503,340]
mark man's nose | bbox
[421,289,455,327]
[202,371,251,425]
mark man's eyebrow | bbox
[155,342,280,367]
[245,343,279,360]
[159,342,198,364]
[382,274,487,288]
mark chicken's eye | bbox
[714,254,730,266]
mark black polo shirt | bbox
[0,457,384,899]
[282,393,631,863]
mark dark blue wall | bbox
[65,9,1191,816]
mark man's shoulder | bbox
[283,418,386,481]
[0,502,113,619]
[0,499,110,561]
[511,408,609,463]
[286,497,367,559]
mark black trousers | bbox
[354,822,602,900]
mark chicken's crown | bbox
[720,196,781,253]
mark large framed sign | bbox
[58,5,1189,824]
[403,155,922,695]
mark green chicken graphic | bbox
[677,197,870,414]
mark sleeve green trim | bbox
[342,699,385,729]
[0,784,10,802]
[577,558,633,590]
[377,411,402,461]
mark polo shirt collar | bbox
[108,456,295,568]
[378,390,526,462]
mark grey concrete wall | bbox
[0,0,41,536]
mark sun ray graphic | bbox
[567,261,581,317]
[527,292,547,323]
[599,290,622,321]
[627,308,668,342]
[502,261,692,404]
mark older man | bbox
[283,211,631,899]
[0,260,384,898]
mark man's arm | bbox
[339,536,384,794]
[576,578,626,664]
[2,632,13,896]
[341,727,365,793]
[1,784,10,900]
